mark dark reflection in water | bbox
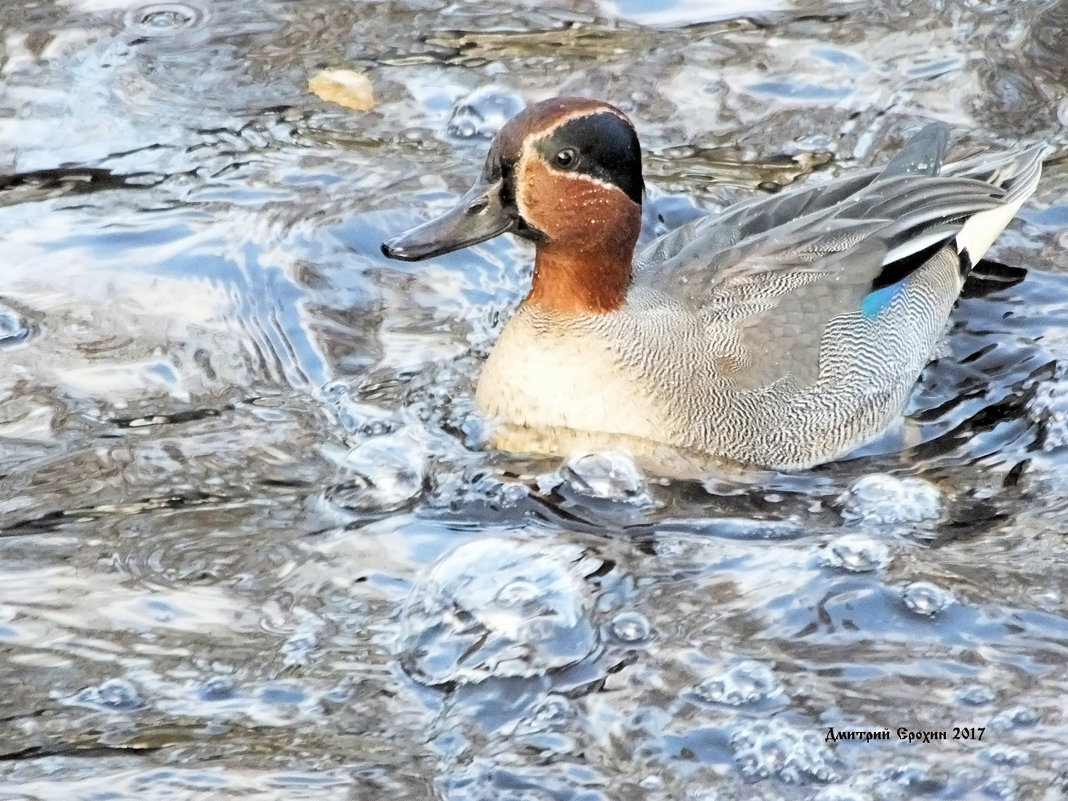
[2,0,1068,799]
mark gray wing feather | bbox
[876,122,949,178]
[634,169,882,275]
[634,123,1021,390]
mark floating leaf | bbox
[309,69,374,111]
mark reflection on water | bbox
[2,0,1068,798]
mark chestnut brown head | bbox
[382,97,644,313]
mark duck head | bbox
[382,97,644,314]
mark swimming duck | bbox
[382,97,1043,470]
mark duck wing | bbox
[634,124,1043,390]
[633,123,951,277]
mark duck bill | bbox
[381,179,515,261]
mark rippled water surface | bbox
[3,0,1068,798]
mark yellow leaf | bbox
[309,69,374,111]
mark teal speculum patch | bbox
[861,280,906,318]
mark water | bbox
[2,0,1068,798]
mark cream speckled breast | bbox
[474,306,664,445]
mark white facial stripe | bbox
[560,168,629,196]
[520,105,632,150]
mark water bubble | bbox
[446,86,525,139]
[495,579,541,607]
[979,745,1028,767]
[957,684,995,706]
[457,471,530,508]
[69,678,144,711]
[558,451,648,502]
[321,381,395,438]
[820,534,891,572]
[144,8,191,27]
[607,611,652,644]
[325,428,425,514]
[988,705,1039,731]
[397,538,600,685]
[126,2,203,34]
[198,675,236,701]
[980,776,1017,800]
[0,305,30,347]
[900,581,954,616]
[731,721,837,783]
[872,762,930,792]
[840,474,943,525]
[527,694,576,730]
[695,660,780,705]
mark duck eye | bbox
[553,148,579,170]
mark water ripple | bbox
[2,0,1068,798]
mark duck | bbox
[381,97,1043,470]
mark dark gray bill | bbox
[381,179,515,261]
